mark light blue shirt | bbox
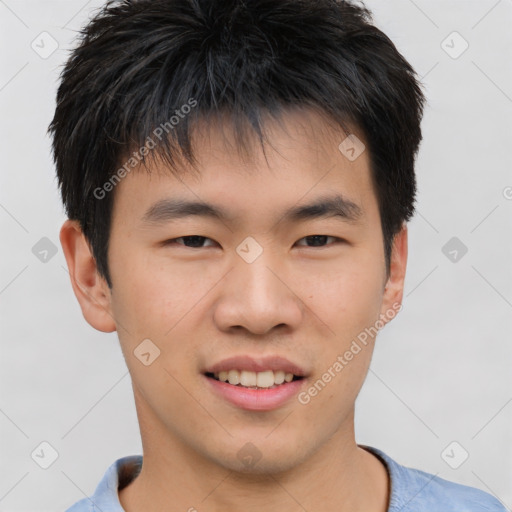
[65,445,507,511]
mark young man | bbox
[50,0,506,510]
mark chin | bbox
[205,438,310,476]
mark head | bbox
[52,0,425,474]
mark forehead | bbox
[110,107,377,230]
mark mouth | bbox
[202,355,309,411]
[205,370,304,390]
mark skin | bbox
[60,107,408,512]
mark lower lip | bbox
[204,375,306,411]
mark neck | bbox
[119,391,389,512]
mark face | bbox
[63,107,407,475]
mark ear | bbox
[379,223,408,326]
[59,219,116,333]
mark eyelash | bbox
[162,235,344,249]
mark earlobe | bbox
[379,224,408,325]
[59,219,117,333]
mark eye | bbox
[295,235,342,247]
[163,236,217,248]
[162,235,343,249]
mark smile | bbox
[207,369,303,389]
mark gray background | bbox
[1,0,511,510]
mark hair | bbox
[48,0,426,289]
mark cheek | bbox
[109,252,214,380]
[109,249,192,335]
[297,257,384,340]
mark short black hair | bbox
[49,0,426,289]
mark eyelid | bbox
[163,235,344,248]
[162,236,217,247]
[295,235,342,247]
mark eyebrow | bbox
[141,193,363,227]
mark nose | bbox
[212,251,304,336]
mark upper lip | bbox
[203,355,308,377]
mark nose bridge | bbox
[213,243,303,334]
[237,253,282,305]
[234,234,282,294]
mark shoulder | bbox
[64,455,143,512]
[362,446,507,512]
[65,498,96,512]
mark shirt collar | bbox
[89,446,398,511]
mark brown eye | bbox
[295,235,341,247]
[164,236,217,248]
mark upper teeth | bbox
[214,370,295,388]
